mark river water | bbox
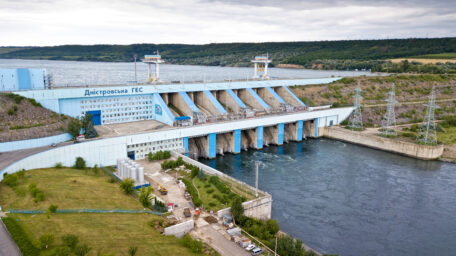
[0,59,377,87]
[200,140,456,256]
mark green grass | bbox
[7,213,202,256]
[0,168,206,255]
[193,178,228,211]
[438,127,456,145]
[0,168,143,210]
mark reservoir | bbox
[200,139,456,256]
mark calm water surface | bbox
[0,59,378,86]
[200,139,456,256]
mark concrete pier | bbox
[239,88,270,111]
[275,86,306,106]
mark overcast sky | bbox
[1,0,455,46]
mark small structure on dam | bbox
[251,54,271,79]
[142,52,163,82]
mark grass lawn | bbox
[438,127,456,145]
[7,213,201,256]
[0,168,143,210]
[0,168,206,255]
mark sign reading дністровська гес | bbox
[84,87,144,96]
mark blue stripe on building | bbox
[17,69,31,90]
[226,89,247,108]
[208,133,216,158]
[234,129,241,153]
[278,123,284,145]
[257,126,263,149]
[297,120,303,141]
[183,137,189,156]
[315,118,319,137]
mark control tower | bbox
[142,52,164,82]
[251,54,272,79]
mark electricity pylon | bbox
[349,81,363,130]
[418,86,439,145]
[381,83,397,136]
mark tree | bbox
[68,119,82,138]
[230,197,244,222]
[81,113,98,138]
[74,244,91,256]
[120,178,135,195]
[138,187,154,208]
[74,157,86,169]
[38,233,55,249]
[62,234,79,250]
[128,246,138,256]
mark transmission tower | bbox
[418,86,439,145]
[349,81,363,130]
[381,83,397,136]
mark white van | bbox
[251,247,263,255]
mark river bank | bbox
[322,126,445,160]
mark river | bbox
[200,139,456,256]
[0,59,378,87]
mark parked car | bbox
[183,207,191,217]
[245,244,255,251]
[251,247,263,255]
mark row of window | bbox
[127,139,183,159]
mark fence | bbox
[8,209,162,215]
[171,151,269,197]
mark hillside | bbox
[290,74,456,137]
[0,93,73,142]
[1,38,456,72]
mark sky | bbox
[1,0,456,46]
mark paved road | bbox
[193,225,250,256]
[0,218,21,256]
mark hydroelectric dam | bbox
[0,75,352,177]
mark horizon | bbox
[1,36,455,48]
[1,0,456,46]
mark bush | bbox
[38,233,55,249]
[61,234,79,250]
[67,119,82,138]
[49,246,72,256]
[74,244,91,256]
[231,197,244,221]
[180,178,202,207]
[1,217,40,256]
[120,178,135,195]
[55,162,63,168]
[206,188,214,194]
[148,150,171,161]
[29,183,46,202]
[48,204,58,213]
[3,173,18,187]
[74,157,86,169]
[7,108,15,115]
[138,187,154,208]
[190,167,199,178]
[128,246,138,256]
[180,234,203,253]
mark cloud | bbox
[0,0,455,46]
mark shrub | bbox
[206,188,214,194]
[61,234,79,250]
[93,164,99,175]
[48,204,58,213]
[148,150,171,161]
[138,187,154,208]
[208,202,216,207]
[180,234,203,253]
[128,246,138,256]
[1,217,40,256]
[34,191,45,202]
[28,98,42,107]
[3,174,18,187]
[68,119,82,138]
[231,197,244,221]
[38,233,55,250]
[120,178,135,195]
[180,178,201,207]
[74,244,91,256]
[55,162,63,168]
[190,167,199,178]
[74,157,86,169]
[7,108,15,115]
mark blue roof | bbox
[175,116,191,120]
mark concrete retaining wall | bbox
[0,133,73,153]
[163,220,194,238]
[443,145,456,160]
[323,127,444,160]
[217,195,272,220]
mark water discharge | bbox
[200,139,456,256]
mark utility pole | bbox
[349,81,363,130]
[381,83,397,136]
[418,86,439,145]
[255,161,260,197]
[134,54,137,82]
